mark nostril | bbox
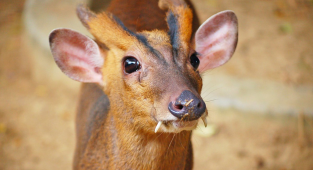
[174,104,184,110]
[168,101,186,119]
[197,102,201,108]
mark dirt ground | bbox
[0,0,313,170]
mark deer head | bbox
[49,0,238,133]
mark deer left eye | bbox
[190,52,200,70]
[124,57,141,74]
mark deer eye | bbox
[124,57,141,74]
[190,52,200,70]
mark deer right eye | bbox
[124,57,141,74]
[190,52,200,70]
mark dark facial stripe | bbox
[135,33,164,59]
[112,14,136,36]
[167,11,179,54]
[112,14,163,59]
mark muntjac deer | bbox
[49,0,238,169]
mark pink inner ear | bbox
[50,29,104,84]
[195,10,238,73]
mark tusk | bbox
[201,117,207,127]
[155,121,162,133]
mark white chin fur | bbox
[155,119,199,133]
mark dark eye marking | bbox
[190,52,200,70]
[123,57,141,74]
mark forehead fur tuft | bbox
[87,12,137,51]
[140,30,171,46]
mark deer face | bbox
[49,2,238,133]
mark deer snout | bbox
[168,90,206,121]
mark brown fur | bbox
[74,0,201,169]
[107,0,168,32]
[88,13,137,50]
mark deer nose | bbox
[168,90,206,121]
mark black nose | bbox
[168,90,206,121]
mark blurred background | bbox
[0,0,313,169]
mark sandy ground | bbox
[0,0,313,170]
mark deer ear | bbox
[76,4,96,29]
[195,10,238,73]
[49,28,104,85]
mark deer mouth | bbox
[172,120,198,129]
[154,114,208,133]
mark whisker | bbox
[201,86,223,99]
[178,133,187,151]
[153,132,164,142]
[166,134,176,155]
[204,98,218,103]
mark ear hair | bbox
[195,10,238,72]
[49,28,104,85]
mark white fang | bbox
[155,121,162,133]
[201,117,208,127]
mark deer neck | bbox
[109,110,192,169]
[81,103,193,170]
